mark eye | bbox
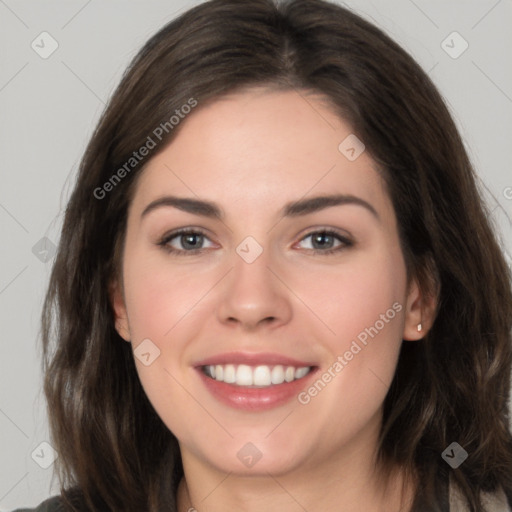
[157,228,353,256]
[295,229,353,255]
[158,228,216,254]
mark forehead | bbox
[129,88,389,217]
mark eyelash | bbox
[157,228,353,256]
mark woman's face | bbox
[112,88,426,477]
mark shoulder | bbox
[10,495,66,512]
[449,479,511,511]
[480,488,512,512]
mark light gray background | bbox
[1,0,511,509]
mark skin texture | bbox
[112,88,436,512]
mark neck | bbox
[177,465,414,512]
[176,428,416,512]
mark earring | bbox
[417,323,422,332]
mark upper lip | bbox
[194,351,316,368]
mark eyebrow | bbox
[140,194,379,221]
[283,194,379,219]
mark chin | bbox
[199,440,307,477]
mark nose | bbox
[216,248,293,331]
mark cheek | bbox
[302,255,405,406]
[123,251,211,342]
[297,251,406,407]
[121,252,211,429]
[303,250,406,348]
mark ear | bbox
[402,277,437,341]
[109,279,131,342]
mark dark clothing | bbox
[12,496,65,512]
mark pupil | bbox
[313,232,333,249]
[182,233,202,249]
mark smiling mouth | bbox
[202,364,314,387]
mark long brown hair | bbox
[41,0,512,510]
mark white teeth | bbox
[202,363,312,387]
[236,364,253,385]
[223,364,236,383]
[253,365,271,386]
[271,365,285,384]
[295,367,309,379]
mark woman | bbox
[13,0,512,510]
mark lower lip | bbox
[196,368,317,411]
